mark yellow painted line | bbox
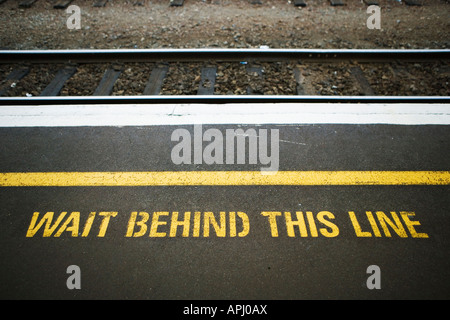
[0,171,449,186]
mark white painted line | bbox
[0,103,449,127]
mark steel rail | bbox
[1,95,449,106]
[1,48,449,63]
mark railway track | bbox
[1,0,424,9]
[0,48,449,105]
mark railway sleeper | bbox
[363,0,379,5]
[40,65,77,96]
[93,0,109,8]
[143,63,169,95]
[53,0,74,9]
[18,0,37,8]
[293,0,307,7]
[0,67,30,97]
[404,0,423,6]
[330,0,344,6]
[246,65,264,95]
[198,66,217,96]
[350,66,375,96]
[169,0,184,7]
[93,64,123,96]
